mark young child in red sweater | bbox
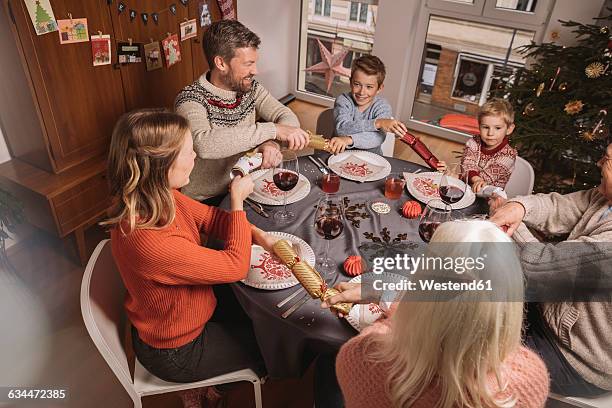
[463,98,517,193]
[102,109,275,408]
[323,220,550,408]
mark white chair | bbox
[505,155,535,198]
[80,239,263,408]
[548,392,612,408]
[315,108,395,157]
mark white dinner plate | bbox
[248,169,311,206]
[327,151,391,182]
[242,232,316,290]
[403,171,476,210]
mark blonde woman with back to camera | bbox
[323,220,550,408]
[102,109,275,408]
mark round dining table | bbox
[220,153,486,378]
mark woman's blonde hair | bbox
[101,109,190,234]
[368,220,524,408]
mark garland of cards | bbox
[22,0,222,69]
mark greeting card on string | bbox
[24,0,58,35]
[117,42,142,63]
[144,41,163,71]
[91,34,111,66]
[162,34,181,68]
[57,18,89,44]
[180,19,198,41]
[199,2,212,27]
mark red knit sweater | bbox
[336,320,550,408]
[461,136,517,188]
[110,190,252,348]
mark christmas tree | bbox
[498,11,612,194]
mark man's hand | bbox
[470,176,487,193]
[229,175,254,211]
[274,124,310,150]
[328,136,352,155]
[257,141,282,169]
[375,118,408,137]
[489,202,526,236]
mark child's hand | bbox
[436,161,447,172]
[470,176,486,193]
[328,136,352,155]
[375,118,407,137]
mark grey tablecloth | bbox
[221,153,485,378]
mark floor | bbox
[1,228,314,408]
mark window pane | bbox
[495,0,538,12]
[349,2,358,21]
[315,0,322,15]
[440,0,475,3]
[410,15,534,136]
[299,0,378,98]
[324,0,331,16]
[359,3,368,23]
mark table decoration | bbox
[402,200,422,219]
[343,255,365,277]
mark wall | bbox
[237,0,301,98]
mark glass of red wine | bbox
[273,150,299,223]
[314,194,345,276]
[438,163,468,206]
[418,199,451,243]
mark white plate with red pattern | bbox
[242,231,316,290]
[327,151,391,182]
[403,171,475,210]
[248,169,311,206]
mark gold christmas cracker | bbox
[273,240,352,315]
[306,131,331,152]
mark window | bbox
[349,2,368,22]
[314,0,322,15]
[324,0,332,16]
[409,16,534,135]
[298,0,378,99]
[314,0,332,17]
[402,0,552,140]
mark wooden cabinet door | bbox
[110,1,197,110]
[7,0,126,173]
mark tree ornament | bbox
[585,61,605,78]
[402,200,422,219]
[600,26,609,35]
[580,130,595,141]
[535,82,545,97]
[558,82,568,92]
[591,109,609,140]
[550,30,560,40]
[343,256,365,277]
[564,100,584,115]
[304,39,352,93]
[523,102,536,116]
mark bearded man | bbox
[176,20,309,205]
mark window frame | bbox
[401,0,552,143]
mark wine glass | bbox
[418,199,451,243]
[438,163,468,206]
[273,150,299,223]
[313,194,345,277]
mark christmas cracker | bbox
[272,240,352,315]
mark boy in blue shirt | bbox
[329,55,407,155]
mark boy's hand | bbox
[328,136,352,155]
[470,176,486,193]
[375,118,407,137]
[436,161,447,172]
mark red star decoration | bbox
[304,39,352,93]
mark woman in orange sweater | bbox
[103,109,274,407]
[324,220,550,408]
